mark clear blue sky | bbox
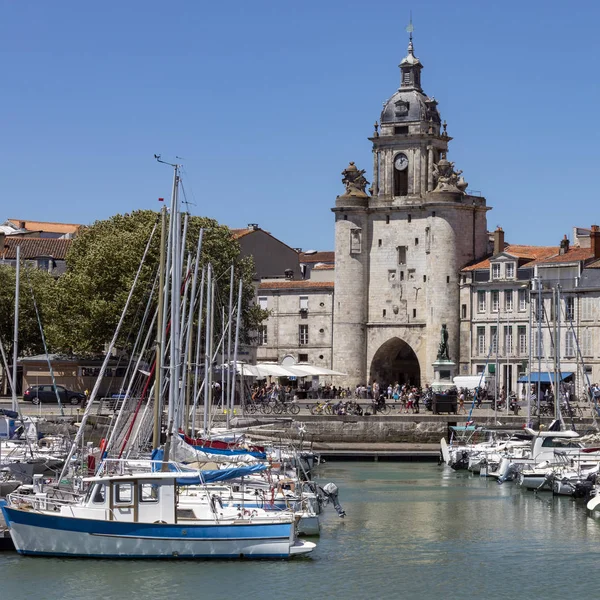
[2,1,599,252]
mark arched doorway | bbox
[370,338,421,387]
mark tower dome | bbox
[380,37,440,125]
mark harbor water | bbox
[2,461,600,599]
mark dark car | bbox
[23,385,86,406]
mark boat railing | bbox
[96,457,190,478]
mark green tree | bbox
[0,264,58,361]
[47,210,264,354]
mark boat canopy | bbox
[150,448,268,484]
[517,372,574,383]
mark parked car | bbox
[23,385,86,406]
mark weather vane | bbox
[406,12,414,41]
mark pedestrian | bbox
[371,381,379,401]
[387,384,392,400]
[458,391,466,414]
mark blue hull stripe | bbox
[2,506,291,539]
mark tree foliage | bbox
[0,264,58,360]
[45,210,264,355]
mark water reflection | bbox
[1,462,600,600]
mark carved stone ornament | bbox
[432,158,468,194]
[394,100,409,117]
[341,162,370,197]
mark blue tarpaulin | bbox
[149,448,267,485]
[517,372,574,384]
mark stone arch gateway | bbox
[369,338,421,387]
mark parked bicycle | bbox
[310,400,334,415]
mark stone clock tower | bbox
[332,35,490,387]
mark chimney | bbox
[591,225,600,259]
[247,223,259,231]
[559,234,570,255]
[493,226,505,255]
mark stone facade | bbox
[255,280,334,368]
[460,227,600,397]
[331,37,489,388]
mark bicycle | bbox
[372,400,391,415]
[310,400,333,415]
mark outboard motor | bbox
[321,482,346,517]
[573,480,595,499]
[497,463,519,484]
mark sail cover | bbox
[150,448,267,484]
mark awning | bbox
[226,362,347,378]
[517,372,574,384]
[285,365,347,377]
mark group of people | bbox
[358,381,424,413]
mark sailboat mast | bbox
[228,278,243,427]
[167,166,181,432]
[12,246,20,412]
[153,205,167,450]
[226,264,234,424]
[203,264,213,434]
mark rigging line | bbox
[111,259,161,393]
[540,303,566,426]
[59,215,160,484]
[562,307,600,426]
[179,179,196,211]
[179,167,198,209]
[24,268,65,418]
[101,271,160,451]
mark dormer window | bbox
[491,263,501,280]
[505,262,515,279]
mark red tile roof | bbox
[527,247,596,266]
[462,244,557,271]
[230,228,255,240]
[7,219,81,234]
[258,280,334,290]
[300,251,334,263]
[2,237,72,260]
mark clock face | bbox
[394,154,408,171]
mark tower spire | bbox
[399,14,422,90]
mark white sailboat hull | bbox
[2,506,315,559]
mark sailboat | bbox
[1,161,316,558]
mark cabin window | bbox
[92,484,106,504]
[115,483,133,504]
[541,438,581,449]
[139,483,159,503]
